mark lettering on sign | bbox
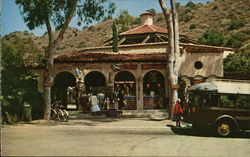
[58,66,72,71]
[86,65,102,71]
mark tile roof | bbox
[120,25,168,35]
[54,53,168,63]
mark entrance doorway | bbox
[84,71,106,93]
[143,70,166,109]
[53,71,76,110]
[114,71,136,110]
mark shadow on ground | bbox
[168,125,250,139]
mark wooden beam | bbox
[142,35,150,43]
[118,37,126,45]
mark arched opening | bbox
[84,71,106,93]
[114,71,136,110]
[53,71,76,110]
[143,70,166,109]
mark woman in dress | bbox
[89,91,101,116]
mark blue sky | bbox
[2,0,212,37]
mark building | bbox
[34,12,234,111]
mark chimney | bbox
[140,12,154,25]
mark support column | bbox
[136,64,143,110]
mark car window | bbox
[237,95,250,109]
[220,95,236,108]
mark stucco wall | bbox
[179,52,224,77]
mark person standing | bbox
[89,91,101,116]
[80,91,89,114]
[97,90,105,111]
[117,89,124,110]
[172,98,183,127]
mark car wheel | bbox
[216,121,232,137]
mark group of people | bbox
[80,89,126,116]
[80,90,106,116]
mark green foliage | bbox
[115,10,134,32]
[228,20,245,30]
[16,0,116,30]
[2,41,43,123]
[57,46,66,50]
[179,13,194,22]
[224,51,250,77]
[224,38,242,49]
[220,19,232,27]
[77,42,86,48]
[231,32,248,42]
[157,17,164,22]
[134,17,141,25]
[189,24,197,30]
[185,1,199,12]
[146,8,156,15]
[198,30,225,46]
[112,21,119,52]
[212,5,218,10]
[88,26,95,31]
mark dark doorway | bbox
[143,70,166,109]
[114,71,136,110]
[53,71,76,110]
[84,71,106,93]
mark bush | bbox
[231,32,248,42]
[220,19,232,27]
[198,30,225,46]
[57,46,66,50]
[189,24,197,29]
[180,13,194,22]
[157,17,164,22]
[228,21,245,30]
[77,42,86,48]
[134,17,141,25]
[224,38,242,49]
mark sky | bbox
[2,0,213,37]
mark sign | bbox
[171,84,180,89]
[86,65,102,71]
[142,64,166,69]
[43,82,53,87]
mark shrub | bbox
[157,17,164,22]
[57,46,66,50]
[189,24,197,29]
[231,32,248,42]
[198,30,225,46]
[134,17,141,25]
[180,13,194,22]
[212,5,218,10]
[77,42,86,48]
[228,21,245,30]
[220,19,232,27]
[224,38,242,49]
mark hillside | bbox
[3,0,250,57]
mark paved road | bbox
[2,118,250,156]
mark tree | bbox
[158,0,181,118]
[198,30,225,46]
[2,41,43,123]
[112,21,119,52]
[224,51,250,79]
[146,8,156,15]
[16,0,115,120]
[115,10,134,32]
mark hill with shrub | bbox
[2,0,250,55]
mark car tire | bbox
[216,121,233,137]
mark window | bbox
[194,61,203,70]
[220,95,236,108]
[237,95,250,109]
